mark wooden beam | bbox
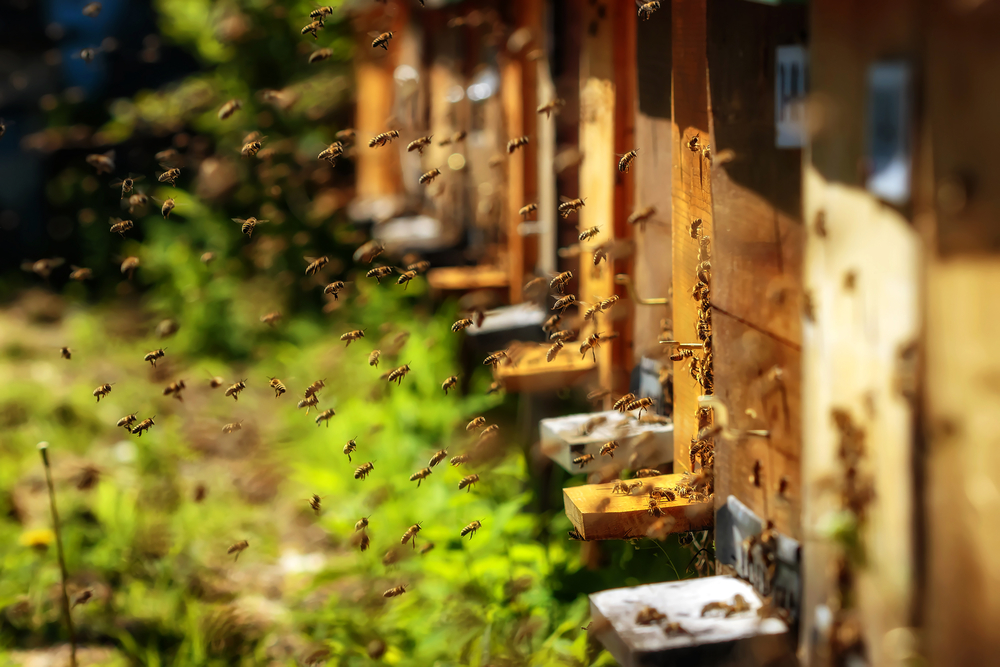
[563,474,713,540]
[494,343,596,394]
[501,56,526,303]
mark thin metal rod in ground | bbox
[39,441,77,667]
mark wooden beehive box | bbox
[540,410,673,472]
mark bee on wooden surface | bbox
[479,424,500,440]
[537,98,565,118]
[303,379,325,399]
[143,348,166,367]
[82,2,102,17]
[612,480,640,495]
[650,487,676,501]
[387,363,411,385]
[68,266,92,281]
[687,134,701,152]
[579,415,607,435]
[410,467,433,487]
[383,584,407,598]
[670,348,694,361]
[324,281,346,299]
[618,149,638,173]
[507,136,529,154]
[407,136,433,154]
[647,497,663,517]
[310,6,335,20]
[418,168,441,186]
[315,408,336,427]
[550,271,573,292]
[400,523,422,548]
[557,198,586,218]
[428,449,448,467]
[466,416,486,431]
[233,216,267,239]
[458,474,480,492]
[222,421,243,434]
[307,494,324,514]
[519,203,538,218]
[308,48,333,64]
[483,350,509,367]
[267,377,286,397]
[578,226,601,242]
[636,607,666,625]
[634,468,660,479]
[367,266,394,284]
[441,375,458,394]
[108,217,133,238]
[628,206,657,231]
[664,622,693,637]
[163,379,186,401]
[85,150,116,174]
[117,412,138,430]
[130,416,155,437]
[450,454,469,467]
[355,461,375,480]
[225,379,247,401]
[396,270,418,289]
[110,174,144,199]
[218,99,243,120]
[302,20,324,39]
[227,540,249,561]
[461,520,482,539]
[599,441,619,458]
[340,329,366,347]
[93,383,114,402]
[369,130,400,148]
[573,454,595,468]
[60,346,73,360]
[626,397,655,418]
[613,393,636,412]
[372,31,393,50]
[342,437,358,461]
[552,294,577,313]
[452,318,474,333]
[368,350,381,367]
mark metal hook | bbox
[659,340,704,349]
[614,274,668,306]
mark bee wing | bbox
[129,173,146,182]
[367,30,383,38]
[109,178,124,187]
[559,195,574,203]
[231,218,247,224]
[304,256,318,263]
[256,219,270,224]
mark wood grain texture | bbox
[563,474,713,541]
[502,58,526,303]
[494,342,596,393]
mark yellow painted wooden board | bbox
[425,266,509,291]
[563,474,713,541]
[494,343,595,393]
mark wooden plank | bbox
[493,342,596,394]
[502,56,526,304]
[425,266,509,291]
[563,474,713,541]
[540,410,673,473]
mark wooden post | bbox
[502,56,526,304]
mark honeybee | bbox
[82,2,101,17]
[267,376,286,397]
[324,281,346,299]
[126,192,149,214]
[260,311,281,326]
[387,363,411,385]
[110,174,144,199]
[335,128,355,143]
[227,540,249,561]
[241,137,266,158]
[670,348,694,361]
[550,271,573,292]
[341,329,366,346]
[130,416,156,437]
[573,454,595,468]
[308,48,333,64]
[442,375,458,394]
[407,260,431,273]
[557,198,586,218]
[418,168,441,185]
[302,20,324,39]
[218,99,242,120]
[458,474,479,492]
[68,266,92,281]
[163,379,186,401]
[225,379,247,400]
[546,341,564,362]
[355,515,370,532]
[85,150,115,174]
[626,397,655,418]
[593,244,609,265]
[340,437,358,461]
[599,295,620,312]
[315,408,336,426]
[420,542,435,555]
[537,98,565,118]
[450,454,469,467]
[368,350,381,367]
[303,379,325,398]
[410,467,432,487]
[519,203,538,218]
[108,217,133,238]
[480,424,499,439]
[116,412,138,430]
[157,197,177,219]
[372,31,393,50]
[428,449,448,467]
[307,494,325,514]
[466,416,486,431]
[636,1,662,20]
[448,319,473,334]
[368,130,399,148]
[647,497,663,517]
[355,239,385,263]
[613,393,636,412]
[310,6,335,20]
[450,130,467,143]
[72,589,94,608]
[157,165,181,186]
[618,149,638,173]
[650,487,676,501]
[396,270,418,289]
[628,206,657,231]
[583,303,601,322]
[93,383,114,402]
[401,523,422,547]
[407,136,433,154]
[358,531,370,551]
[687,134,701,152]
[143,348,166,367]
[483,350,509,367]
[233,217,267,239]
[689,218,703,238]
[383,584,407,598]
[599,441,619,458]
[0,118,5,140]
[635,607,666,625]
[206,372,224,388]
[552,294,577,313]
[317,141,344,164]
[367,266,394,283]
[507,136,529,154]
[200,252,215,264]
[354,461,375,480]
[578,226,601,242]
[460,520,482,539]
[222,421,243,434]
[612,480,640,495]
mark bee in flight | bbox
[222,422,243,434]
[483,350,509,368]
[117,412,138,430]
[241,135,267,158]
[355,516,370,532]
[441,375,458,394]
[396,270,418,289]
[428,449,448,467]
[387,363,411,385]
[298,395,319,413]
[303,379,325,398]
[507,136,529,154]
[367,266,394,284]
[628,205,657,231]
[371,31,394,50]
[82,2,101,17]
[637,1,662,20]
[93,383,114,402]
[341,329,366,347]
[126,192,149,214]
[218,99,242,120]
[410,467,433,487]
[614,392,637,412]
[407,136,433,154]
[324,281,346,299]
[450,454,469,467]
[69,266,92,281]
[479,424,499,439]
[519,203,538,219]
[315,408,336,427]
[119,257,139,279]
[573,454,595,468]
[552,294,577,313]
[401,523,422,548]
[600,441,620,458]
[452,318,473,332]
[335,128,356,144]
[418,168,441,185]
[130,416,156,437]
[143,348,166,367]
[578,226,601,242]
[318,141,344,165]
[369,130,400,148]
[383,584,407,598]
[260,311,282,326]
[344,437,357,461]
[108,217,133,238]
[546,341,564,362]
[355,239,385,263]
[537,98,565,118]
[625,397,656,418]
[227,540,249,561]
[466,416,486,431]
[618,149,638,173]
[233,217,267,239]
[163,379,186,401]
[558,198,586,219]
[110,174,144,199]
[368,350,380,367]
[407,260,430,273]
[308,494,324,514]
[354,461,375,480]
[301,20,325,39]
[311,6,335,20]
[225,379,248,401]
[157,165,181,186]
[458,474,480,492]
[460,520,482,539]
[308,48,333,64]
[85,150,115,174]
[267,377,286,397]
